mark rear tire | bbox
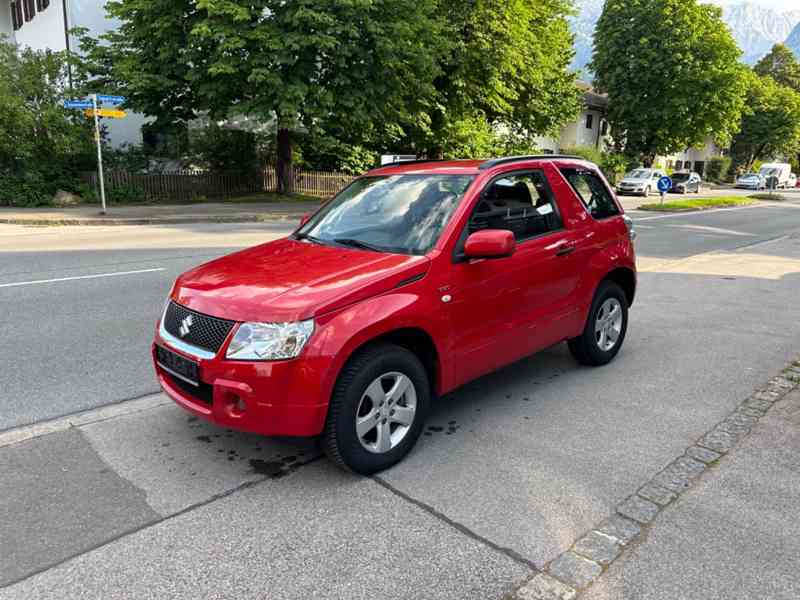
[322,343,430,475]
[568,281,629,366]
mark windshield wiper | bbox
[334,238,386,253]
[293,232,325,245]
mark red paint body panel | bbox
[153,157,637,437]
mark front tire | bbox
[568,281,629,366]
[322,343,430,475]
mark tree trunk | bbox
[641,153,655,168]
[276,128,294,194]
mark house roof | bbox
[577,81,608,111]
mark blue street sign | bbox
[96,94,127,105]
[63,100,93,110]
[657,176,673,193]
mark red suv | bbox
[153,156,637,474]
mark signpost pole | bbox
[91,94,107,215]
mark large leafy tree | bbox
[730,73,800,170]
[84,0,443,192]
[0,41,93,176]
[414,0,582,158]
[591,0,748,166]
[0,40,94,205]
[754,44,800,93]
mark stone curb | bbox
[510,360,800,600]
[0,213,305,227]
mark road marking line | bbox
[667,224,755,237]
[0,267,165,288]
[0,393,170,448]
[633,203,771,222]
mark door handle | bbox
[555,245,575,257]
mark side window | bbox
[560,168,620,220]
[469,171,563,242]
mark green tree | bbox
[82,0,443,192]
[730,73,800,170]
[592,0,748,166]
[414,0,581,158]
[0,39,94,205]
[754,44,800,92]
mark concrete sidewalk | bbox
[0,201,320,226]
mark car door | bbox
[447,170,583,386]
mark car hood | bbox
[171,238,430,323]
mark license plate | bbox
[156,345,200,386]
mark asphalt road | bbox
[0,221,295,431]
[2,201,800,431]
[2,200,800,599]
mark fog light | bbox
[225,395,247,418]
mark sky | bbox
[712,0,800,11]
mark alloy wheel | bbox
[355,372,417,454]
[595,298,623,352]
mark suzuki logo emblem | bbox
[179,315,194,338]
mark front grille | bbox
[163,301,236,353]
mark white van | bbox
[759,163,792,189]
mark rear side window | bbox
[560,168,620,220]
[469,171,562,242]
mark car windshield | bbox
[741,173,758,179]
[671,173,690,182]
[761,168,779,177]
[296,175,474,255]
[628,170,651,179]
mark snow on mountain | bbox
[721,2,800,63]
[569,1,800,76]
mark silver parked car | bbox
[616,169,666,197]
[669,171,702,194]
[735,173,766,190]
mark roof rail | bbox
[376,158,445,169]
[478,155,585,170]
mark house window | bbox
[585,114,594,130]
[11,1,22,29]
[694,161,704,176]
[675,160,683,171]
[22,0,34,21]
[36,0,49,10]
[600,120,608,136]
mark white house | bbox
[1,0,147,147]
[661,138,725,176]
[535,82,611,154]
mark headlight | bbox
[226,320,315,361]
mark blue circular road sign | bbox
[657,176,673,193]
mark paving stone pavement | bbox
[510,363,800,600]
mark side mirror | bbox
[299,213,312,227]
[464,230,516,260]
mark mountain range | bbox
[570,1,800,76]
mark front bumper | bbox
[153,327,329,437]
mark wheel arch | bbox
[602,266,636,307]
[340,327,441,398]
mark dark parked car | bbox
[669,171,702,194]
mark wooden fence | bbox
[85,167,357,203]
